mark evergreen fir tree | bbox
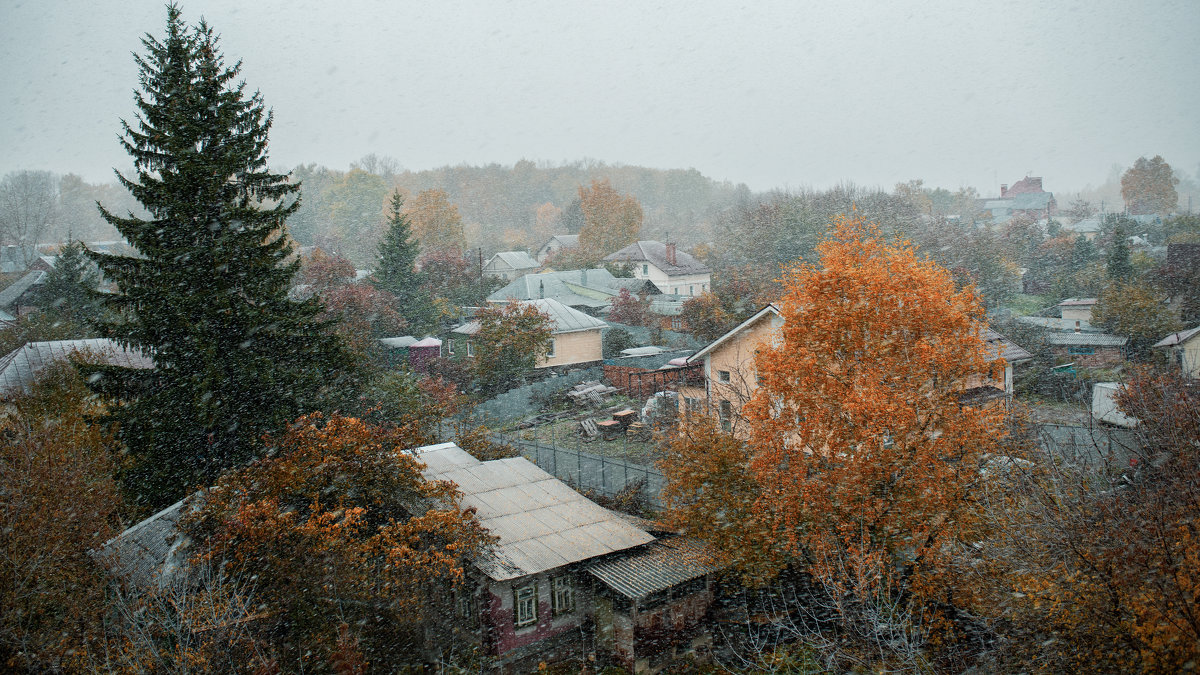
[372,192,435,332]
[87,5,351,510]
[37,240,100,328]
[1106,223,1134,280]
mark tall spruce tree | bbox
[88,5,350,510]
[372,192,435,332]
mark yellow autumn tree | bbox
[663,213,1008,627]
[405,188,466,255]
[577,179,642,261]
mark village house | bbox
[603,241,711,297]
[416,442,724,673]
[482,251,541,282]
[980,176,1057,224]
[487,268,656,312]
[1060,217,1102,241]
[101,441,724,674]
[450,298,609,369]
[1058,297,1098,325]
[1153,325,1200,380]
[677,304,1031,433]
[1047,331,1128,367]
[535,234,580,264]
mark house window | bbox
[514,583,537,628]
[719,400,732,432]
[456,590,475,619]
[642,264,648,275]
[671,317,682,330]
[466,341,474,357]
[447,339,455,355]
[552,576,575,616]
[684,396,702,415]
[689,285,694,296]
[718,370,731,383]
[546,338,556,358]
[1068,346,1095,355]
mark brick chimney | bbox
[665,242,677,266]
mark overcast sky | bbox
[3,0,1198,194]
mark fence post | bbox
[600,454,606,498]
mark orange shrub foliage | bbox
[183,413,492,669]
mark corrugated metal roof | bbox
[379,335,418,348]
[488,269,618,305]
[452,298,607,336]
[529,298,608,333]
[588,536,724,600]
[0,338,154,396]
[1047,332,1127,346]
[99,497,195,590]
[489,251,540,270]
[416,444,654,581]
[0,270,44,307]
[1154,325,1200,348]
[1058,297,1098,307]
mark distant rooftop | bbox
[604,241,710,276]
[0,338,154,396]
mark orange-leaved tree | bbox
[663,213,1008,618]
[577,179,642,261]
[0,362,123,672]
[971,368,1200,673]
[182,413,493,670]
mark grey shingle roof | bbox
[983,327,1033,363]
[603,241,710,276]
[0,338,154,396]
[416,443,654,581]
[588,536,724,600]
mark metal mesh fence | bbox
[489,425,665,509]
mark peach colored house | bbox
[677,304,782,433]
[451,298,608,369]
[678,304,1030,433]
[1154,325,1200,380]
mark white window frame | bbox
[642,263,649,275]
[546,338,556,358]
[514,583,538,628]
[447,339,455,355]
[466,341,474,357]
[552,576,575,616]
